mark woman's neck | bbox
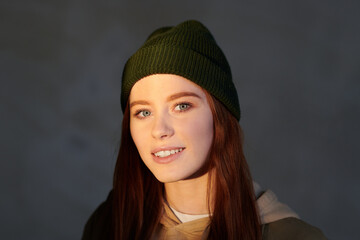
[164,172,213,215]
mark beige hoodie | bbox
[82,184,326,240]
[154,182,299,239]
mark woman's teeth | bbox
[154,148,183,158]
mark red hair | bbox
[205,92,261,239]
[112,92,261,240]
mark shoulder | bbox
[81,191,113,240]
[262,217,327,240]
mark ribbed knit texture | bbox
[121,20,240,120]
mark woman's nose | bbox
[151,113,174,140]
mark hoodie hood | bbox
[155,182,299,239]
[253,182,299,224]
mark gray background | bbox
[1,0,359,239]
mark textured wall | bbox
[1,0,359,239]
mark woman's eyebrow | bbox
[167,92,201,102]
[130,92,201,109]
[130,100,150,108]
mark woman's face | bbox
[129,74,214,183]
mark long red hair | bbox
[112,91,261,240]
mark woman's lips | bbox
[151,147,185,164]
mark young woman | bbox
[82,20,326,240]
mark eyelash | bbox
[134,109,151,119]
[133,102,193,119]
[174,102,192,112]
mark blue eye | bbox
[136,110,151,118]
[175,103,191,111]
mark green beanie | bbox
[121,20,241,120]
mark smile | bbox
[153,148,184,158]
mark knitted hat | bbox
[121,20,240,120]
